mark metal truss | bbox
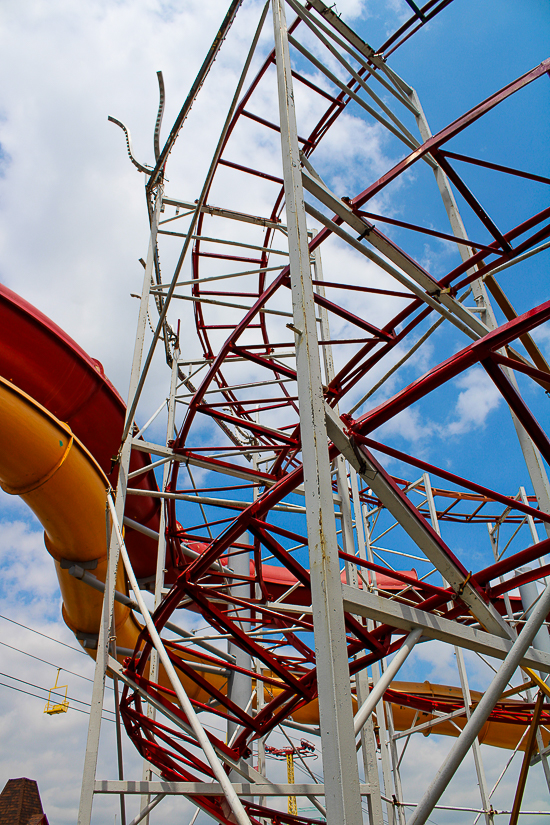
[77,2,550,825]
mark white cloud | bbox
[532,321,550,360]
[379,404,432,443]
[444,367,502,436]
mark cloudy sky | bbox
[0,0,549,823]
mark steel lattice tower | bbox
[73,3,550,824]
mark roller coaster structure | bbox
[75,2,550,823]
[2,2,549,824]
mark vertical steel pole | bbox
[311,242,335,386]
[338,457,388,823]
[140,345,180,824]
[424,474,493,825]
[519,486,543,547]
[487,524,516,624]
[350,469,384,825]
[111,640,127,825]
[488,521,550,791]
[255,652,267,817]
[362,504,396,825]
[253,455,267,818]
[78,186,164,825]
[317,242,376,821]
[227,535,253,752]
[385,703,406,825]
[336,456,358,586]
[516,567,550,790]
[271,2,362,821]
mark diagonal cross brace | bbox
[301,165,489,339]
[324,404,513,639]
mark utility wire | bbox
[0,614,87,656]
[0,680,115,723]
[0,671,116,715]
[0,639,114,691]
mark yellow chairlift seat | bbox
[44,668,69,715]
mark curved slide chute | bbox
[0,283,546,754]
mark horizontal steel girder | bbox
[94,780,374,796]
[341,583,550,674]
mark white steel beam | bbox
[341,583,550,674]
[227,534,252,752]
[140,345,180,823]
[271,1,362,822]
[353,628,423,736]
[407,575,550,825]
[95,781,374,796]
[77,187,164,825]
[315,226,385,825]
[349,468,385,825]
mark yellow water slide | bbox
[0,374,543,752]
[0,375,228,706]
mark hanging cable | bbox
[0,681,115,723]
[0,614,87,655]
[0,671,116,716]
[0,640,113,690]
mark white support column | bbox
[227,535,253,754]
[271,2,362,822]
[487,523,516,623]
[78,186,164,825]
[140,345,180,824]
[339,459,388,824]
[336,456,358,586]
[516,569,550,790]
[519,486,548,574]
[311,241,334,386]
[362,505,397,825]
[316,232,383,824]
[350,469,384,825]
[252,455,267,819]
[423,473,493,825]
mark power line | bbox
[0,640,93,681]
[0,680,115,723]
[0,614,87,656]
[0,671,116,715]
[0,639,114,691]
